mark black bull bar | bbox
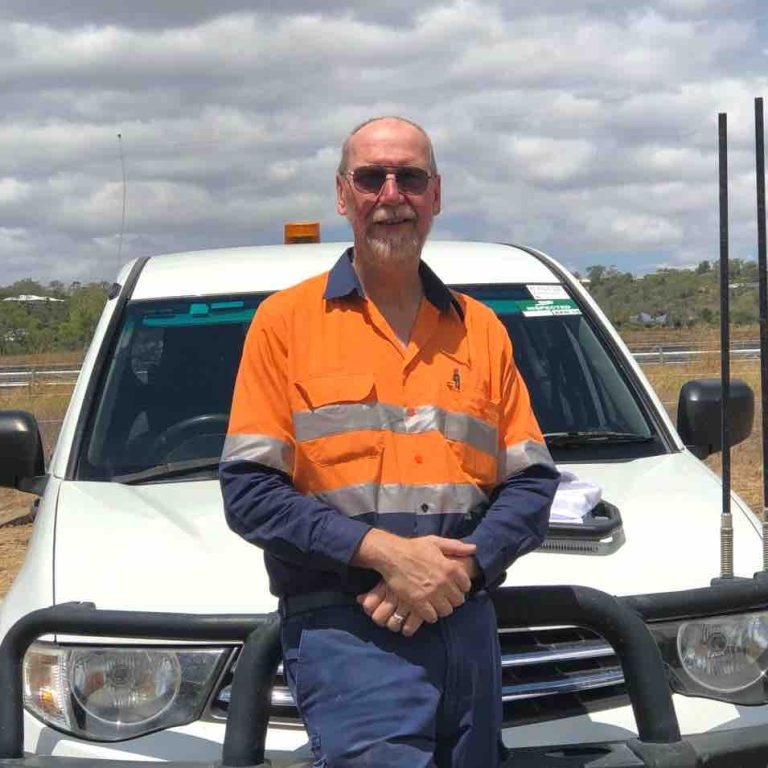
[4,579,768,767]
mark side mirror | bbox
[677,379,754,459]
[0,410,46,492]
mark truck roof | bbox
[128,241,560,300]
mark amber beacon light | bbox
[284,221,320,244]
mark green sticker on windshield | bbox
[484,298,581,316]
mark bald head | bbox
[337,116,438,175]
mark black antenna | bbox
[718,112,734,579]
[117,132,127,272]
[755,97,768,571]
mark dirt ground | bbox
[0,520,33,597]
[1,377,71,598]
[0,487,36,597]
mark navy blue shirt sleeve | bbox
[463,463,560,588]
[220,460,372,573]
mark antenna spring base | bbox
[763,508,768,572]
[721,512,734,579]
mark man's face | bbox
[336,119,441,264]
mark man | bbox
[220,116,559,767]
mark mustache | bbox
[370,206,416,224]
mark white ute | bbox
[0,240,765,766]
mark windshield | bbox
[77,284,661,481]
[457,284,655,448]
[78,296,267,481]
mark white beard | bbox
[365,225,423,265]
[364,203,429,265]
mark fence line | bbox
[0,344,758,388]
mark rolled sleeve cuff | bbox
[462,465,560,588]
[315,513,373,569]
[464,529,538,590]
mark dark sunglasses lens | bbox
[353,168,387,193]
[396,168,429,193]
[351,167,430,194]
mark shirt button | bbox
[414,454,423,464]
[420,503,430,513]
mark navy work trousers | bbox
[280,591,503,767]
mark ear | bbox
[432,174,441,216]
[336,175,347,216]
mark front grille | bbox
[498,625,626,725]
[206,625,626,726]
[206,655,295,722]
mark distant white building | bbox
[630,311,668,326]
[2,294,64,303]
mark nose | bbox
[377,172,404,204]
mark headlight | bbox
[24,643,229,741]
[71,649,181,725]
[651,611,768,705]
[678,613,768,692]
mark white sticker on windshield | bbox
[528,284,568,300]
[518,298,581,317]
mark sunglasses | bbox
[344,165,434,195]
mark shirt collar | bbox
[324,247,364,300]
[324,247,465,322]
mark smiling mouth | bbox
[374,218,413,225]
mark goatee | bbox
[365,229,423,265]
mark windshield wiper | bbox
[113,458,221,485]
[544,431,655,447]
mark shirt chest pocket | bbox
[293,373,384,467]
[440,385,501,485]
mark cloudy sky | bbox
[1,0,767,283]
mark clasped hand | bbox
[357,535,478,637]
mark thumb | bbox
[431,537,476,556]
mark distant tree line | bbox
[0,278,108,355]
[579,259,760,328]
[0,259,761,356]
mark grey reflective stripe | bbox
[294,403,389,441]
[499,439,555,480]
[293,402,497,457]
[221,433,294,473]
[313,482,488,518]
[406,406,497,457]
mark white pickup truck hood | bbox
[54,451,764,612]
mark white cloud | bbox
[502,136,596,183]
[0,1,765,281]
[0,178,30,205]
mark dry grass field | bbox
[0,350,84,368]
[619,324,760,348]
[0,378,74,596]
[643,355,764,511]
[0,338,766,598]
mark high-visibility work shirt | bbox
[220,249,559,597]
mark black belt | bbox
[279,590,359,618]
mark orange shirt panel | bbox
[227,267,546,496]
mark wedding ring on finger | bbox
[391,611,407,624]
